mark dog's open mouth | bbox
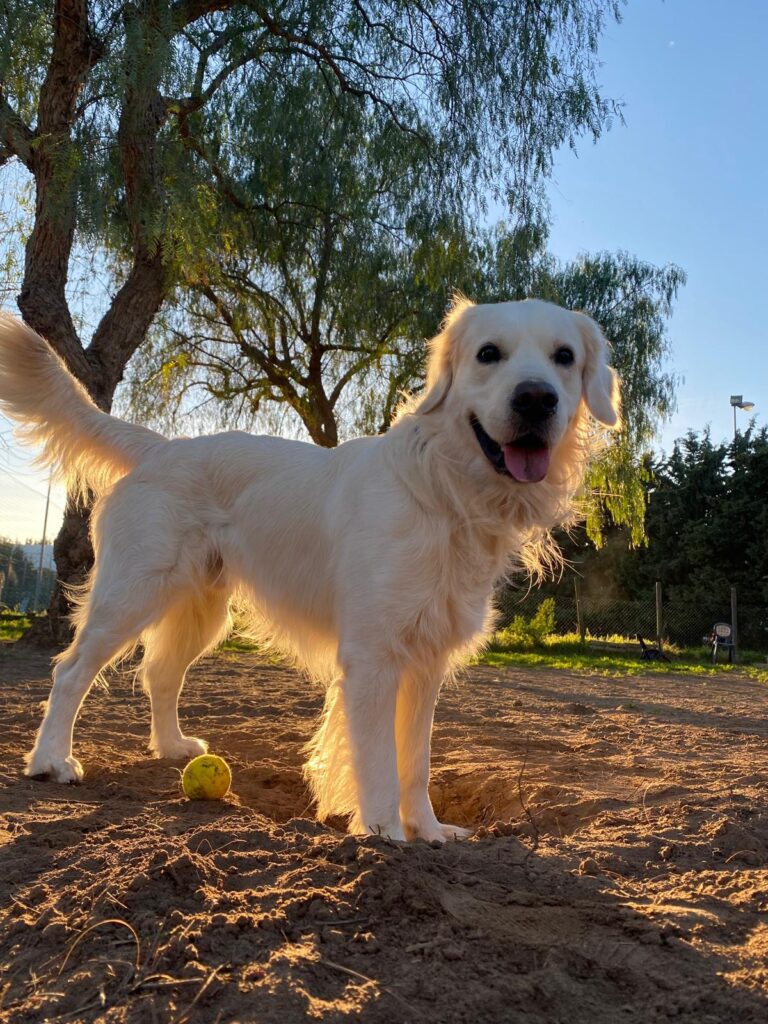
[471,417,551,483]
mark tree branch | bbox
[87,251,168,407]
[196,282,304,401]
[248,6,429,142]
[87,1,171,404]
[167,44,262,115]
[310,212,335,348]
[328,352,380,408]
[0,93,34,169]
[171,0,234,30]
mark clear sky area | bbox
[546,0,767,452]
[1,0,766,542]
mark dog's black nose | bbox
[511,381,559,420]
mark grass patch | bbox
[218,636,260,654]
[217,637,288,667]
[0,612,31,642]
[481,633,768,682]
[219,628,768,681]
[5,608,762,683]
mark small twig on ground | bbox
[641,782,655,828]
[135,976,204,992]
[139,923,167,978]
[94,886,129,912]
[191,837,246,856]
[169,964,224,1024]
[57,997,110,1021]
[724,849,764,865]
[643,778,655,827]
[315,917,370,927]
[57,918,140,979]
[517,738,540,861]
[318,957,423,1018]
[298,797,316,818]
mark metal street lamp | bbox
[730,395,755,440]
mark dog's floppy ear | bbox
[418,329,453,414]
[575,312,621,427]
[418,295,473,415]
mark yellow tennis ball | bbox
[181,754,232,800]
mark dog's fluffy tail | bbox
[0,313,165,497]
[303,682,359,825]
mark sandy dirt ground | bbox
[1,647,767,1023]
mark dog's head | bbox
[418,297,620,484]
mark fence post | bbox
[731,586,739,664]
[574,578,586,643]
[655,581,663,651]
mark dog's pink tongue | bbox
[502,444,551,483]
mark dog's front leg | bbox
[340,650,404,840]
[396,665,473,842]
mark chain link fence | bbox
[496,580,768,653]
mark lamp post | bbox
[730,395,755,441]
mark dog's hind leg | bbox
[25,571,175,784]
[141,589,231,760]
[396,664,473,842]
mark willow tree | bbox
[545,251,683,543]
[0,0,624,638]
[121,68,487,445]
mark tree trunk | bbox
[306,403,339,448]
[19,502,93,648]
[13,1,173,645]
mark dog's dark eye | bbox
[553,346,575,367]
[477,344,501,364]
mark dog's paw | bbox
[349,815,406,842]
[152,736,209,760]
[403,817,474,843]
[439,822,473,841]
[24,753,84,784]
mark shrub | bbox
[494,598,556,649]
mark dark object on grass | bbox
[636,635,671,662]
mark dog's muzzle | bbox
[471,379,559,485]
[470,417,553,484]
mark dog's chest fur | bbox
[403,523,508,662]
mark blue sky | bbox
[545,0,767,451]
[2,0,766,542]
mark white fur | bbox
[0,299,619,841]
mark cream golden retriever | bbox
[0,298,619,841]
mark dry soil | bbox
[1,648,767,1022]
